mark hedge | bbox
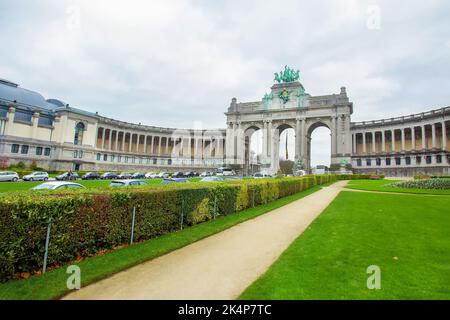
[387,178,450,190]
[0,174,377,281]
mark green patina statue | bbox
[263,92,273,111]
[296,87,306,108]
[274,65,300,83]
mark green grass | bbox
[0,185,323,300]
[239,191,450,299]
[0,178,204,193]
[345,179,450,195]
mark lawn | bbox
[240,191,450,299]
[345,179,450,195]
[0,178,203,193]
[0,184,324,299]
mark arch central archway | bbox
[307,122,331,171]
[244,125,262,175]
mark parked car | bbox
[82,172,101,180]
[109,179,148,187]
[200,176,224,182]
[101,172,118,180]
[254,172,271,179]
[55,172,79,181]
[216,167,236,176]
[172,171,184,178]
[117,172,133,179]
[145,172,157,179]
[160,178,189,184]
[293,170,306,176]
[157,171,169,179]
[23,171,49,181]
[184,171,196,178]
[31,181,85,190]
[200,171,213,177]
[132,172,145,179]
[0,171,19,182]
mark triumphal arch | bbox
[225,66,353,174]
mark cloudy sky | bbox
[1,0,449,166]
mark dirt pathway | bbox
[63,180,348,300]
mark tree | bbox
[279,160,295,175]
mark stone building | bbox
[0,74,449,176]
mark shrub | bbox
[0,175,342,281]
[387,178,450,190]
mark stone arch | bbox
[74,121,86,145]
[305,120,333,171]
[243,124,262,175]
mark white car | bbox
[0,171,19,182]
[145,172,158,179]
[157,172,169,179]
[253,172,271,179]
[23,171,49,181]
[31,181,85,190]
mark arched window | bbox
[74,122,85,145]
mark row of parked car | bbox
[54,170,216,181]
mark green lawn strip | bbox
[345,179,450,195]
[0,185,323,300]
[239,191,450,299]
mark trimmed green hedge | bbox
[387,178,450,190]
[0,175,349,281]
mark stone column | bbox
[331,116,337,155]
[151,136,155,154]
[391,129,395,152]
[108,129,113,150]
[401,128,406,151]
[267,121,273,159]
[372,131,376,153]
[421,125,426,150]
[295,118,300,159]
[144,135,148,153]
[102,128,106,150]
[158,136,162,156]
[431,123,436,149]
[362,132,366,153]
[411,127,415,151]
[31,112,39,139]
[120,132,124,151]
[262,121,268,158]
[442,121,447,150]
[165,136,169,155]
[381,130,386,152]
[4,106,16,136]
[128,133,132,153]
[115,131,119,151]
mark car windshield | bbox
[110,182,125,187]
[32,183,54,190]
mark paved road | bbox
[63,180,348,300]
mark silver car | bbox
[23,171,49,181]
[109,179,148,187]
[0,171,19,182]
[31,181,85,190]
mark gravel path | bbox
[63,180,348,300]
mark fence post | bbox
[180,198,184,230]
[252,187,255,208]
[213,194,217,220]
[130,205,136,245]
[43,216,52,274]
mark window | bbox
[395,157,401,165]
[21,145,29,154]
[139,157,143,164]
[110,154,115,162]
[73,150,78,158]
[118,155,122,163]
[416,156,422,165]
[153,158,157,165]
[168,159,172,165]
[356,159,362,167]
[14,110,32,122]
[38,116,53,126]
[385,157,391,166]
[125,156,129,163]
[405,156,411,165]
[74,122,85,145]
[132,156,136,164]
[44,148,51,156]
[78,150,83,159]
[97,153,101,161]
[103,154,107,161]
[376,158,381,166]
[36,147,43,155]
[11,144,19,153]
[426,156,432,164]
[436,155,442,164]
[366,159,371,166]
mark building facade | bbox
[0,75,449,176]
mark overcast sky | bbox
[1,0,449,166]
